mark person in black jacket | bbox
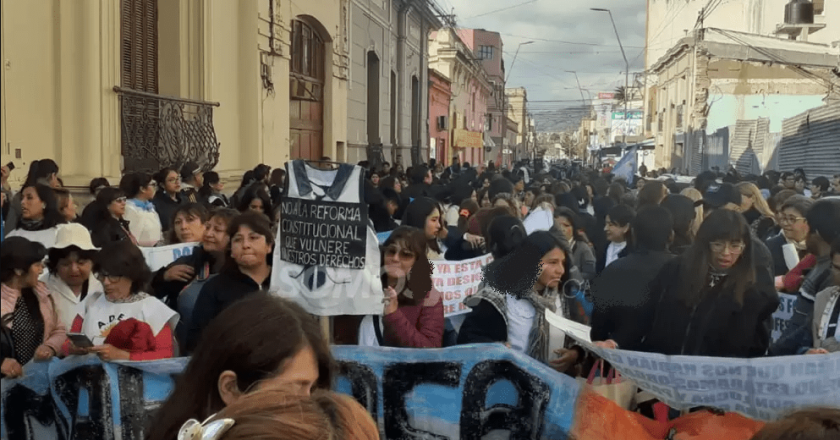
[91,187,136,248]
[639,210,779,357]
[152,167,186,233]
[185,212,273,353]
[590,206,674,351]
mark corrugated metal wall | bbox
[729,119,770,176]
[704,126,731,172]
[778,102,840,176]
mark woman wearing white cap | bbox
[43,224,104,327]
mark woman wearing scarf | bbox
[121,172,163,247]
[458,218,579,371]
[6,184,65,249]
[3,159,60,235]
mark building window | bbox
[291,20,324,82]
[478,46,494,60]
[121,0,158,93]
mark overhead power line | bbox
[463,0,539,19]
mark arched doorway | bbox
[290,18,325,161]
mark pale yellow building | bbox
[0,0,349,187]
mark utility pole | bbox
[592,8,629,146]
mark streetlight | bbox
[591,8,630,146]
[505,41,534,83]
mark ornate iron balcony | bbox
[114,86,221,173]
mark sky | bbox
[442,0,648,131]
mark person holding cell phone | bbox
[63,240,177,361]
[1,237,67,378]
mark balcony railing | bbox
[114,86,221,173]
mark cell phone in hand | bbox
[67,333,94,349]
[4,162,14,172]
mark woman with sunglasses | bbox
[359,226,443,348]
[632,209,779,358]
[64,240,177,361]
[91,187,138,248]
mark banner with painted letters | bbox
[1,346,581,440]
[140,243,200,272]
[547,309,840,421]
[771,293,797,342]
[432,254,494,318]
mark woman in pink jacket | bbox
[379,226,444,348]
[1,237,66,378]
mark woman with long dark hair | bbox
[358,226,443,348]
[4,160,61,234]
[640,209,779,357]
[552,207,596,280]
[146,293,335,440]
[660,194,697,255]
[0,238,66,378]
[236,184,273,220]
[90,187,137,248]
[152,167,185,233]
[402,197,443,259]
[6,184,64,248]
[198,171,230,208]
[185,212,274,352]
[458,225,579,371]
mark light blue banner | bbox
[1,345,581,440]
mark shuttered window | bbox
[121,0,158,93]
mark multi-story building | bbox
[456,29,506,167]
[506,88,529,161]
[647,29,839,172]
[428,69,453,165]
[1,0,350,186]
[346,0,442,168]
[428,28,493,167]
[645,0,839,69]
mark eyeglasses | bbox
[95,272,123,283]
[166,177,181,183]
[710,241,746,254]
[384,246,416,260]
[778,216,806,225]
[114,197,127,203]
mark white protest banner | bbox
[523,207,554,235]
[141,243,200,271]
[771,293,797,342]
[432,254,493,318]
[546,309,840,421]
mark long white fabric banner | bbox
[546,309,840,421]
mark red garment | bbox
[782,254,817,293]
[62,315,174,361]
[105,318,156,353]
[382,289,445,348]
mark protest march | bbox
[2,155,840,440]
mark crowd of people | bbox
[1,156,839,439]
